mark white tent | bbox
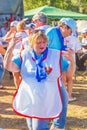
[77,20,87,32]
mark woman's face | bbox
[33,37,47,55]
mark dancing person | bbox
[4,30,73,130]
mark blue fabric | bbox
[31,48,48,82]
[53,80,69,128]
[61,55,69,73]
[0,63,4,85]
[26,118,50,130]
[0,55,4,85]
[12,54,21,69]
[2,41,8,45]
[56,27,67,51]
[46,27,65,50]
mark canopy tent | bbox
[24,5,87,20]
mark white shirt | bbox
[64,35,81,61]
[82,38,87,45]
[36,25,51,32]
[13,31,28,55]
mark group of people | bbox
[0,12,86,130]
[76,27,87,71]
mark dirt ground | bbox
[0,70,87,130]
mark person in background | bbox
[45,17,77,130]
[26,23,35,35]
[4,30,74,130]
[4,20,18,43]
[81,28,87,45]
[52,19,58,27]
[76,28,87,71]
[59,18,82,102]
[32,12,51,31]
[12,20,28,54]
[21,23,35,49]
[4,20,18,80]
[16,20,28,39]
[0,21,9,37]
[12,20,28,88]
[62,34,81,102]
[16,14,21,21]
[4,20,28,88]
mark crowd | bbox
[0,12,87,130]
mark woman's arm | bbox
[4,30,15,42]
[13,72,22,89]
[4,38,20,72]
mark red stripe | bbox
[12,105,62,120]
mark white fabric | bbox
[82,38,87,45]
[64,35,81,61]
[81,38,87,53]
[36,25,51,31]
[13,49,62,119]
[22,37,29,49]
[13,32,28,55]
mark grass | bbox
[0,70,87,130]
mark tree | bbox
[23,0,87,14]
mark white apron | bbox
[13,49,62,119]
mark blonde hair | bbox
[29,31,48,49]
[17,20,26,32]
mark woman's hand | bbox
[10,35,22,48]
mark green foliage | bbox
[23,0,48,10]
[23,0,87,14]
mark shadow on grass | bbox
[0,102,28,129]
[66,117,87,130]
[68,85,87,107]
[0,102,14,114]
[0,116,28,130]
